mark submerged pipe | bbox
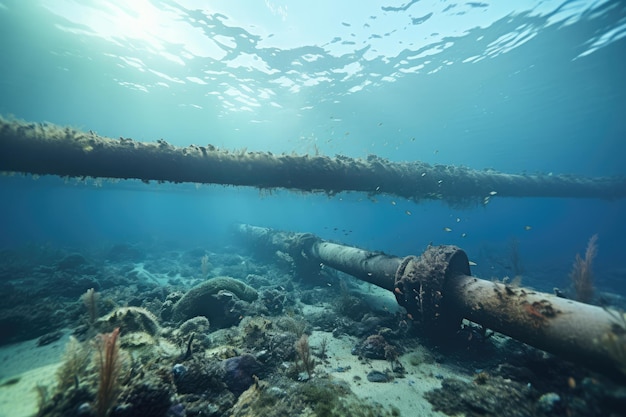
[236,224,626,381]
[1,117,625,205]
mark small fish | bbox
[461,233,467,238]
[443,227,452,232]
[524,225,532,231]
[405,210,412,216]
[391,201,396,206]
[489,191,498,196]
[469,261,477,266]
[456,217,461,222]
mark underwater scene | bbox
[1,1,626,416]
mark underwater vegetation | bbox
[94,328,122,417]
[569,234,598,304]
[0,240,624,417]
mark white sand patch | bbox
[0,332,70,417]
[308,330,465,417]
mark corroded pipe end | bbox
[394,246,470,334]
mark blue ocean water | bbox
[1,2,625,295]
[1,1,626,416]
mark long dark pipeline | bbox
[1,117,625,204]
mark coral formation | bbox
[230,378,400,417]
[95,328,122,417]
[55,336,91,391]
[96,307,160,337]
[294,334,315,378]
[82,288,100,326]
[570,234,598,303]
[171,276,259,326]
[223,354,263,395]
[425,376,536,417]
[14,239,626,417]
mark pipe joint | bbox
[394,246,471,334]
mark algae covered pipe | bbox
[236,224,626,380]
[1,117,626,204]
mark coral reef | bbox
[11,241,626,417]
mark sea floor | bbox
[0,240,625,417]
[0,326,455,417]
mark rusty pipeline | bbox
[236,224,626,381]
